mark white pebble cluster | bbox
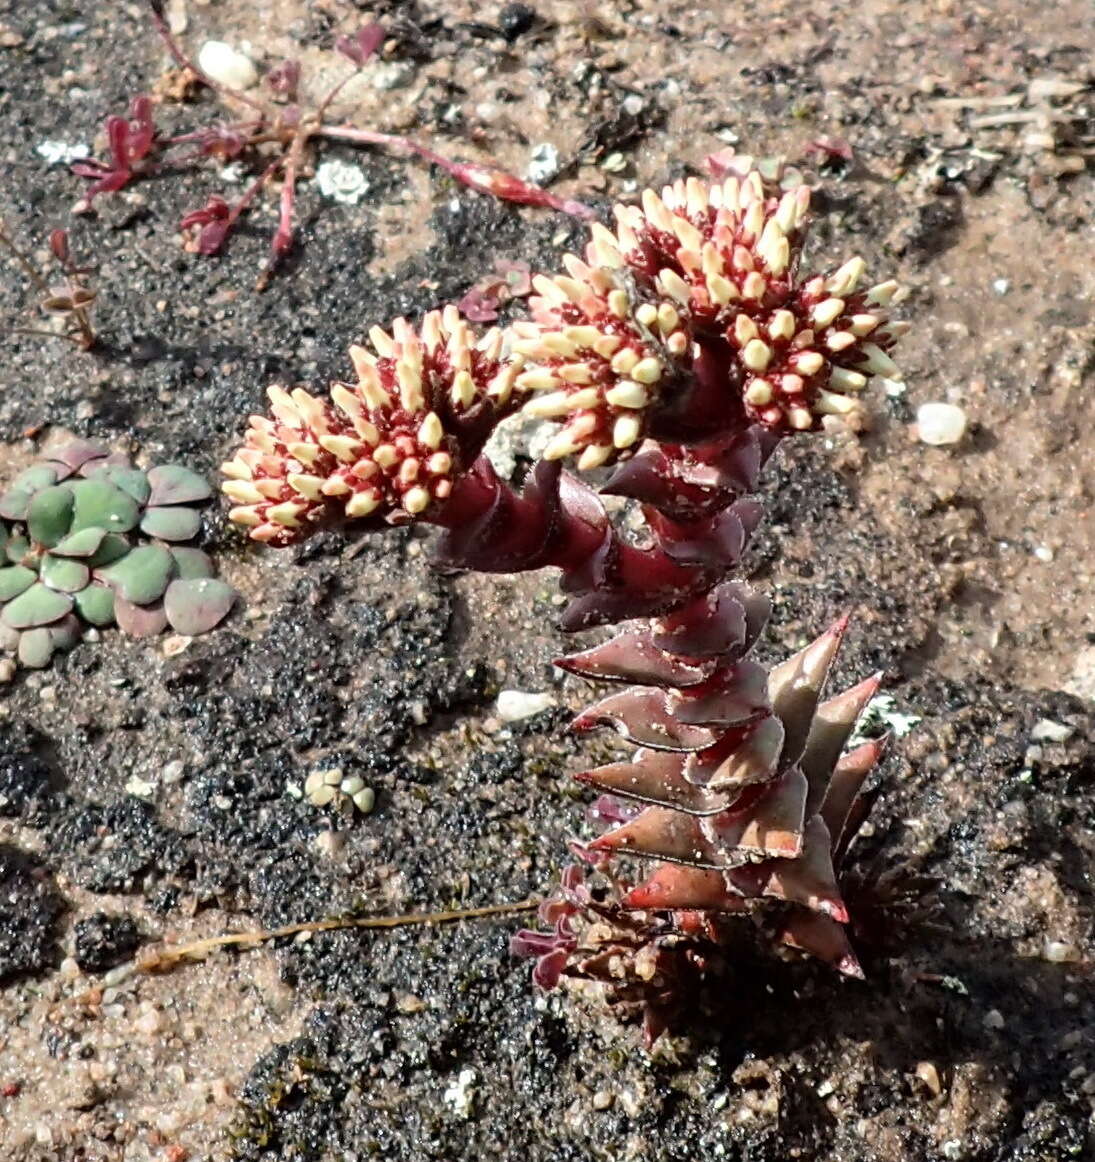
[303,768,375,813]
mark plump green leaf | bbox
[164,578,235,636]
[41,554,91,593]
[51,526,108,558]
[11,464,60,491]
[1,582,74,629]
[86,533,130,568]
[139,505,201,542]
[0,490,32,521]
[5,534,31,565]
[0,565,36,601]
[105,466,151,505]
[74,582,116,626]
[96,544,174,604]
[114,596,168,638]
[26,484,75,548]
[69,479,140,535]
[17,627,54,668]
[146,464,213,507]
[169,547,214,580]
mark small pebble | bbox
[1043,940,1078,963]
[983,1009,1005,1030]
[314,830,345,857]
[527,143,560,184]
[1031,718,1073,743]
[915,1060,942,1096]
[197,41,258,90]
[162,634,191,657]
[496,689,555,721]
[592,1089,614,1110]
[916,402,967,445]
[162,760,186,784]
[351,786,375,814]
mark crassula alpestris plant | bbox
[221,154,908,1043]
[0,440,234,670]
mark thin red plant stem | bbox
[318,125,595,219]
[146,0,268,115]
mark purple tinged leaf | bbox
[49,613,83,653]
[163,578,235,636]
[114,596,168,638]
[335,22,384,66]
[531,949,569,991]
[47,440,110,473]
[146,464,213,507]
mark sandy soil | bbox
[0,1,1092,1159]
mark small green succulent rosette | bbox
[0,440,235,669]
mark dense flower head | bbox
[511,261,692,469]
[511,166,907,454]
[222,307,523,543]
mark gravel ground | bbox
[0,2,1092,1160]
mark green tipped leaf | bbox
[0,490,32,521]
[74,582,116,626]
[164,578,235,636]
[146,464,213,507]
[86,533,130,568]
[5,534,30,565]
[0,565,36,602]
[26,485,75,548]
[2,582,74,629]
[41,554,91,593]
[169,547,214,580]
[96,544,174,604]
[114,596,168,638]
[52,526,108,558]
[12,464,61,491]
[17,627,54,669]
[105,466,151,505]
[140,505,201,542]
[69,479,140,535]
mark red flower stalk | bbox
[71,5,593,288]
[222,161,912,1042]
[221,308,524,544]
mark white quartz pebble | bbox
[496,689,555,722]
[197,41,258,90]
[916,402,967,445]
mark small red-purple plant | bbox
[221,158,912,1044]
[0,224,98,350]
[71,1,593,289]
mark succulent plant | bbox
[0,440,234,669]
[510,601,889,1044]
[222,157,914,1044]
